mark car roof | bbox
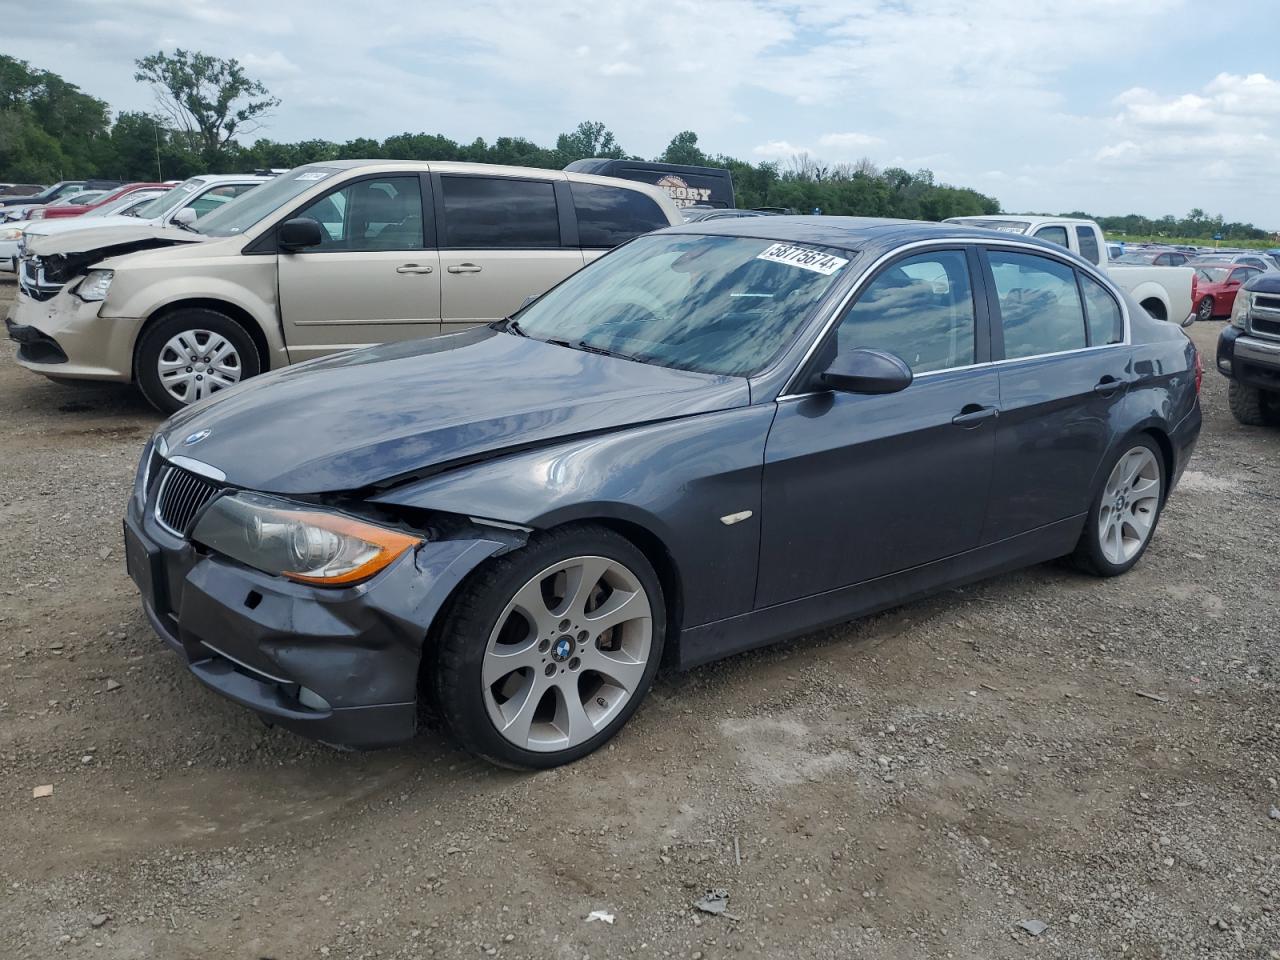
[661,215,1061,253]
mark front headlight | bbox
[191,492,423,586]
[0,226,22,241]
[76,269,114,302]
[1231,289,1252,329]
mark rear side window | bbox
[571,183,669,247]
[988,250,1086,359]
[1079,273,1123,345]
[836,250,976,374]
[1033,225,1069,249]
[1075,226,1100,265]
[440,176,560,248]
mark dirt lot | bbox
[0,275,1276,960]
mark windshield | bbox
[513,233,853,377]
[132,178,204,220]
[196,167,341,236]
[1195,266,1229,282]
[65,191,106,206]
[90,190,168,217]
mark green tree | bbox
[134,49,279,164]
[555,121,625,162]
[659,131,708,166]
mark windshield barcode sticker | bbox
[756,243,848,275]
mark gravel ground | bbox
[1,274,1277,960]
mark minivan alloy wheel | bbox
[1097,446,1161,565]
[156,329,243,403]
[482,555,653,753]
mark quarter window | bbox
[440,176,560,248]
[1079,273,1123,346]
[1033,225,1069,249]
[293,177,425,251]
[988,250,1087,359]
[836,250,976,374]
[1075,226,1101,265]
[572,183,669,247]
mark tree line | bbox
[2,50,1270,237]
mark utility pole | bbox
[153,118,163,181]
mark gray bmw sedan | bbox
[124,217,1202,768]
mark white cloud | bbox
[752,139,808,158]
[241,51,300,77]
[598,62,642,77]
[817,132,884,152]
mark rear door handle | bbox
[952,404,998,427]
[447,263,483,274]
[396,263,434,274]
[1093,376,1129,395]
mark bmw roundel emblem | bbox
[552,638,573,662]
[183,429,212,446]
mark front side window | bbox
[571,182,669,247]
[1154,253,1172,265]
[196,168,341,238]
[441,176,559,248]
[1080,273,1123,346]
[1231,267,1259,284]
[1075,226,1101,265]
[835,250,975,374]
[1033,225,1069,249]
[513,233,850,376]
[292,177,425,251]
[988,250,1086,359]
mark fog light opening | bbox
[297,686,330,711]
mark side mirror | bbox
[819,348,913,395]
[172,207,197,227]
[278,217,324,251]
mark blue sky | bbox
[8,0,1279,227]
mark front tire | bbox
[1196,296,1214,322]
[135,308,260,415]
[432,525,665,769]
[1228,380,1270,426]
[1071,437,1165,577]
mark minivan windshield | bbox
[512,233,853,377]
[197,168,342,237]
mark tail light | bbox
[1191,271,1198,302]
[1193,347,1203,395]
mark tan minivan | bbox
[6,160,681,413]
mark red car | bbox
[29,182,168,221]
[1191,262,1264,321]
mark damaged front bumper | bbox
[7,284,140,382]
[123,458,508,748]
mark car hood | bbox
[1246,272,1280,295]
[23,218,199,256]
[156,328,751,495]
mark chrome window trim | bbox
[778,236,1132,398]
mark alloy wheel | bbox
[156,329,242,404]
[1097,446,1161,565]
[482,555,653,753]
[1197,297,1214,322]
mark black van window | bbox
[1075,226,1101,265]
[572,183,669,247]
[440,176,560,248]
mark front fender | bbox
[370,405,777,629]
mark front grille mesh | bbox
[155,466,220,536]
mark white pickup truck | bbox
[945,215,1194,325]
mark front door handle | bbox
[1093,375,1129,395]
[447,263,483,274]
[396,263,434,274]
[952,404,999,427]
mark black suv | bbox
[1217,272,1280,425]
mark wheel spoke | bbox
[483,636,542,688]
[583,587,649,635]
[583,646,647,694]
[557,556,611,619]
[510,576,560,637]
[1130,476,1159,501]
[551,682,595,744]
[496,675,544,747]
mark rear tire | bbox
[135,308,260,416]
[1196,296,1214,322]
[432,524,665,769]
[1071,436,1165,577]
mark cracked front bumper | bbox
[8,285,139,382]
[124,477,506,749]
